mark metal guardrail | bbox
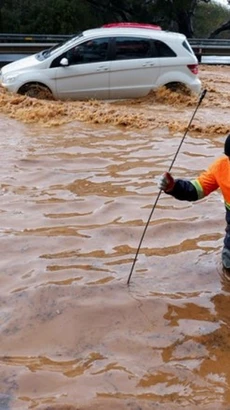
[0,34,230,66]
[0,33,230,46]
[0,33,72,42]
[0,42,56,54]
[1,39,230,54]
[0,33,230,44]
[188,38,230,60]
[188,38,230,47]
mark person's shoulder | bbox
[209,155,228,171]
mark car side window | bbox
[67,38,109,64]
[115,37,152,60]
[154,40,177,57]
[50,37,109,68]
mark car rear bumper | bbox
[188,78,202,94]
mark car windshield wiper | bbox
[38,33,84,60]
[42,43,61,58]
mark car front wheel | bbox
[18,82,53,100]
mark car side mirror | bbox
[60,57,69,67]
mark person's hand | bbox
[158,172,175,192]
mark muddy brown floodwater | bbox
[1,65,230,410]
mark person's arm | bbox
[159,165,219,202]
[169,179,199,201]
[159,172,198,201]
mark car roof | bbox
[82,26,186,41]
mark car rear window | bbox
[182,39,194,55]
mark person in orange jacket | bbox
[159,133,230,273]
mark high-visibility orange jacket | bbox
[168,155,230,248]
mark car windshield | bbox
[36,33,83,61]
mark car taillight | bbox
[187,64,198,75]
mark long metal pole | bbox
[127,89,207,285]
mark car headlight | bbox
[2,73,19,84]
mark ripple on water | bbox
[1,66,230,409]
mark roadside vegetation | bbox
[0,0,230,38]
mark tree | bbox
[0,0,230,38]
[193,1,230,37]
[209,19,230,38]
[84,0,212,37]
[0,0,100,33]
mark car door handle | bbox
[97,66,109,71]
[142,62,155,67]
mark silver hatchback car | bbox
[0,24,201,100]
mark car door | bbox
[51,37,110,100]
[109,36,160,99]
